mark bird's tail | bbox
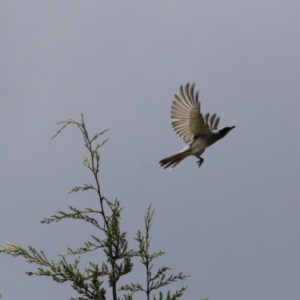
[159,150,190,169]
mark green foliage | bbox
[0,114,189,299]
[119,205,189,300]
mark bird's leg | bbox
[196,156,204,167]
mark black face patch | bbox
[220,126,235,138]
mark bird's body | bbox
[159,83,235,169]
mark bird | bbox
[159,83,235,169]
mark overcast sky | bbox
[1,1,300,299]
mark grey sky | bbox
[1,1,300,299]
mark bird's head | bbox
[219,126,235,138]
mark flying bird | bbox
[159,83,235,169]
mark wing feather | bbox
[170,83,221,142]
[204,113,210,125]
[209,114,216,128]
[212,116,220,130]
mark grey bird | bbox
[159,83,235,169]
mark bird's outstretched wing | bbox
[171,83,220,143]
